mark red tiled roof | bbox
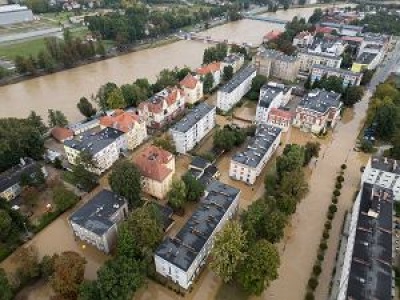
[341,36,364,43]
[316,26,334,34]
[269,108,293,120]
[180,73,198,89]
[51,127,73,142]
[99,111,139,133]
[133,145,173,182]
[295,31,311,39]
[196,62,221,75]
[264,30,282,40]
[139,87,182,114]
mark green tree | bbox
[109,160,142,209]
[213,126,246,151]
[153,136,176,153]
[304,75,312,90]
[375,101,398,140]
[78,281,100,300]
[308,8,323,24]
[154,69,178,92]
[319,75,343,94]
[176,67,192,81]
[48,109,68,128]
[361,69,375,86]
[304,142,321,166]
[121,84,147,107]
[167,180,187,211]
[52,185,78,212]
[50,251,87,300]
[182,174,204,202]
[340,52,353,69]
[0,210,12,241]
[279,169,308,201]
[390,131,400,159]
[210,221,247,283]
[236,240,280,295]
[275,194,298,215]
[106,88,126,109]
[0,268,13,300]
[37,50,56,72]
[21,186,40,208]
[0,66,9,80]
[203,73,214,94]
[77,97,97,118]
[342,85,364,107]
[96,40,106,56]
[276,144,305,179]
[247,75,267,100]
[96,82,118,111]
[70,163,98,192]
[223,65,234,82]
[27,111,47,135]
[15,246,41,284]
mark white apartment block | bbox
[311,64,363,87]
[217,65,256,112]
[221,53,245,73]
[64,127,125,175]
[229,125,281,185]
[154,181,240,290]
[255,82,292,124]
[170,103,216,154]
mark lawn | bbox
[0,38,47,59]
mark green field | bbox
[0,38,47,60]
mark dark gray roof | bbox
[148,202,174,231]
[190,156,211,170]
[346,183,393,300]
[170,103,215,133]
[223,53,243,64]
[64,127,124,155]
[298,89,341,114]
[312,64,362,77]
[155,181,239,271]
[69,189,126,236]
[231,125,281,168]
[258,83,287,109]
[219,65,256,94]
[0,158,41,192]
[258,48,298,63]
[370,156,400,175]
[356,52,378,64]
[308,36,342,52]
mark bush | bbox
[329,204,337,214]
[336,175,344,182]
[313,264,322,276]
[319,242,328,251]
[332,198,338,204]
[324,221,332,230]
[341,164,347,170]
[305,291,315,300]
[308,277,319,290]
[323,229,330,240]
[333,189,341,197]
[317,253,324,261]
[327,211,334,220]
[335,182,342,189]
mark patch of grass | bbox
[0,38,47,59]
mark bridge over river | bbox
[243,14,289,24]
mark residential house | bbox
[297,50,342,73]
[253,48,300,82]
[68,189,128,253]
[255,82,292,125]
[154,181,240,290]
[293,31,314,48]
[307,36,346,57]
[292,89,342,134]
[68,119,100,135]
[263,30,282,43]
[221,53,245,73]
[229,125,281,185]
[196,62,222,88]
[311,64,363,87]
[133,145,175,199]
[64,127,125,174]
[138,87,185,129]
[0,158,47,201]
[266,108,293,132]
[170,103,216,154]
[217,65,256,112]
[180,73,203,105]
[51,127,74,143]
[99,110,147,150]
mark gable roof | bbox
[180,74,199,89]
[99,110,140,133]
[51,127,73,142]
[138,87,182,114]
[196,62,221,75]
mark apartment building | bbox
[311,64,363,87]
[292,89,342,134]
[154,181,240,290]
[229,125,282,185]
[255,82,292,125]
[64,127,125,174]
[293,31,314,48]
[196,62,222,88]
[216,65,256,112]
[69,189,128,253]
[170,103,216,154]
[221,53,245,73]
[133,145,175,199]
[298,50,342,73]
[266,108,293,132]
[180,73,203,105]
[138,87,185,129]
[253,48,300,82]
[0,158,47,201]
[307,36,346,57]
[319,22,363,36]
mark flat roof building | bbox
[0,5,33,26]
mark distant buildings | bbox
[229,125,281,185]
[253,48,300,82]
[221,53,245,73]
[0,4,33,26]
[255,82,292,125]
[68,189,128,253]
[99,110,147,150]
[311,64,363,87]
[217,65,256,112]
[293,31,314,48]
[298,50,342,73]
[138,87,185,129]
[154,181,240,290]
[319,22,363,36]
[196,62,222,88]
[170,103,216,154]
[64,127,125,174]
[351,34,388,72]
[133,146,175,200]
[292,89,342,134]
[180,73,203,105]
[306,36,346,57]
[0,158,47,201]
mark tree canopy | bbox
[167,180,187,211]
[77,97,97,118]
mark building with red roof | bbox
[138,87,185,129]
[99,110,147,150]
[133,145,175,199]
[263,30,282,43]
[51,127,73,142]
[267,108,293,132]
[196,62,222,88]
[180,73,203,104]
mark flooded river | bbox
[0,4,353,123]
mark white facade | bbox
[298,51,342,73]
[217,66,256,112]
[293,31,314,48]
[221,53,245,74]
[0,5,33,26]
[180,75,204,105]
[170,103,216,154]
